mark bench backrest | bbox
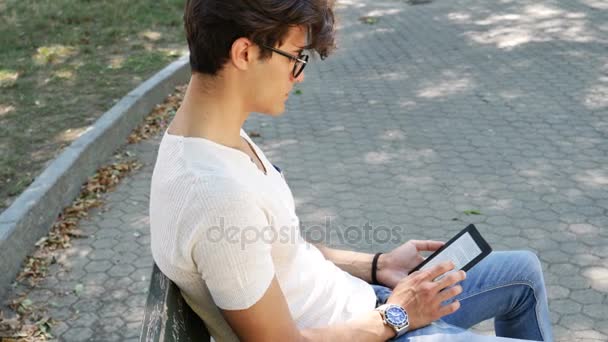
[140,263,211,342]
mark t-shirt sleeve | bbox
[190,186,275,310]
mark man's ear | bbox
[230,37,256,71]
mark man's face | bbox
[248,26,307,116]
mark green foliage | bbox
[0,0,186,210]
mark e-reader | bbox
[408,224,492,280]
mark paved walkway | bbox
[4,0,608,340]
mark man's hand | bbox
[387,261,465,331]
[376,240,444,289]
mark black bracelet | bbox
[371,252,383,285]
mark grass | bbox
[0,0,187,210]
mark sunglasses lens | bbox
[293,55,308,78]
[293,63,303,78]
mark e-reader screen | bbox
[409,224,492,279]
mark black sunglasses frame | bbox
[261,44,309,78]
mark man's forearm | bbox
[300,309,395,342]
[314,244,386,283]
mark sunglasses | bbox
[261,44,309,78]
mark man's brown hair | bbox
[184,0,336,75]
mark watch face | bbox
[385,306,408,327]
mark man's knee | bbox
[512,250,544,283]
[517,250,542,270]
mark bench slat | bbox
[140,263,211,342]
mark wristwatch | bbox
[375,304,409,338]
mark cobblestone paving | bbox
[4,0,608,340]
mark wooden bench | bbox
[139,263,211,342]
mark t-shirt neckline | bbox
[164,129,271,177]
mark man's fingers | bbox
[435,270,466,290]
[437,285,462,303]
[437,300,461,318]
[412,240,444,252]
[423,261,455,281]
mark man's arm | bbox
[313,240,445,288]
[223,276,395,342]
[222,264,464,341]
[313,243,386,283]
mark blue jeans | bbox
[373,251,553,342]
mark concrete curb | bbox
[0,55,190,301]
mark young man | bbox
[149,0,554,341]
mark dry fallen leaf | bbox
[66,229,88,238]
[128,85,185,144]
[0,311,22,333]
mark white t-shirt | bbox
[150,129,376,341]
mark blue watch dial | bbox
[385,306,408,326]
